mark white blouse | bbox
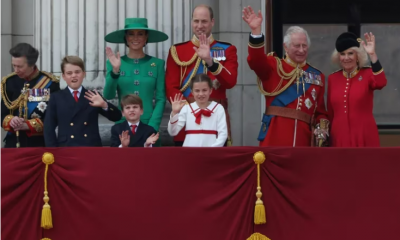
[168,101,227,147]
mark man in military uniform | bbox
[165,4,238,146]
[1,43,60,148]
[242,6,329,147]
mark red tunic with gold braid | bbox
[327,62,387,147]
[247,34,328,147]
[165,34,238,143]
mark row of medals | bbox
[28,89,50,102]
[211,50,226,61]
[301,70,322,86]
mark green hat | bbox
[104,18,168,43]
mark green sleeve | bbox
[147,59,166,131]
[103,60,119,100]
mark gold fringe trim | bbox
[1,74,24,110]
[42,71,60,83]
[210,62,223,75]
[171,46,198,67]
[248,42,265,49]
[257,57,303,97]
[41,238,52,240]
[373,68,384,75]
[247,233,271,240]
[41,152,55,229]
[253,151,266,225]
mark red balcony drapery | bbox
[2,147,400,240]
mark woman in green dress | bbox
[104,18,168,145]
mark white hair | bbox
[283,26,311,47]
[331,45,369,69]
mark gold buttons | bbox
[84,134,87,137]
[84,122,87,125]
[70,123,74,126]
[71,135,74,138]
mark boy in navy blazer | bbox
[44,56,122,147]
[110,94,159,147]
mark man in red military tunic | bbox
[242,6,329,147]
[165,4,238,146]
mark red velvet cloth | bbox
[2,147,400,240]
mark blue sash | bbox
[257,65,321,141]
[180,42,231,97]
[181,63,204,97]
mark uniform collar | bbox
[191,34,215,47]
[283,55,307,68]
[342,67,359,79]
[25,66,40,81]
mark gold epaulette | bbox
[1,72,17,85]
[1,73,22,110]
[267,52,276,57]
[41,71,60,83]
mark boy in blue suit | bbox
[44,56,122,147]
[110,94,159,147]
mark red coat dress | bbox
[247,34,328,147]
[165,34,238,143]
[327,64,387,147]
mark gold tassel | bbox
[41,238,52,240]
[41,152,55,229]
[247,233,271,240]
[253,151,266,224]
[227,137,232,146]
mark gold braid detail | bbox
[171,45,200,86]
[179,57,202,93]
[171,46,198,67]
[257,57,303,96]
[42,71,60,83]
[1,74,24,110]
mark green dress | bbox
[104,54,166,134]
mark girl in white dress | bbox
[168,74,228,147]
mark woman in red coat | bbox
[327,32,387,147]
